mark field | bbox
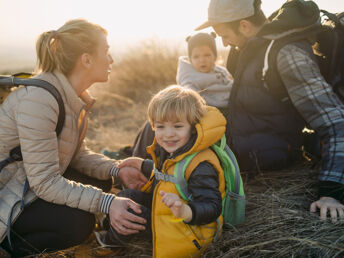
[2,41,344,257]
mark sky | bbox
[0,0,343,70]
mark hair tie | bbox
[51,30,59,39]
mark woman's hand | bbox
[160,191,192,222]
[108,197,146,235]
[118,166,147,190]
[117,157,144,170]
[310,196,344,223]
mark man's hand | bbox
[310,196,344,223]
[109,197,146,235]
[118,166,147,190]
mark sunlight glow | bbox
[0,0,343,69]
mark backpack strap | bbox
[153,152,198,202]
[0,76,65,135]
[261,16,342,102]
[0,75,65,168]
[173,152,198,201]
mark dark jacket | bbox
[226,0,344,202]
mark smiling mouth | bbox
[164,140,178,146]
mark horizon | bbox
[0,0,343,70]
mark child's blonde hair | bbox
[35,19,107,75]
[148,85,207,128]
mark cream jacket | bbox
[0,72,115,242]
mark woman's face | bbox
[88,33,113,83]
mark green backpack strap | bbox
[172,152,199,201]
[172,135,244,203]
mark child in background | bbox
[177,32,233,114]
[96,85,227,257]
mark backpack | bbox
[0,72,65,250]
[154,135,245,232]
[262,10,344,102]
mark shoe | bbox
[94,231,121,249]
[94,231,123,256]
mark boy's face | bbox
[154,116,192,155]
[190,45,216,73]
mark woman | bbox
[0,19,147,256]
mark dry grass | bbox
[3,40,344,257]
[203,167,344,257]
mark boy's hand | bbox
[118,166,147,190]
[117,157,144,171]
[160,191,192,222]
[310,197,344,223]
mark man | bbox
[196,0,344,222]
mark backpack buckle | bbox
[154,170,178,183]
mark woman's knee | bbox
[63,210,95,244]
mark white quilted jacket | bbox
[0,72,115,242]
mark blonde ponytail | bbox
[35,19,107,75]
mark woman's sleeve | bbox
[70,142,114,180]
[17,88,107,213]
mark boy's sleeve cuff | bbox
[141,159,154,179]
[100,193,116,214]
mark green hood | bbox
[258,0,320,39]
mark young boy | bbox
[96,85,227,257]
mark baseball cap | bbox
[195,0,255,30]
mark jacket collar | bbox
[35,71,96,114]
[147,106,226,167]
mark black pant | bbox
[105,189,152,245]
[1,167,112,257]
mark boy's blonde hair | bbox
[35,19,107,76]
[148,85,207,128]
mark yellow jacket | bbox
[143,106,226,258]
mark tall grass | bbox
[86,40,182,152]
[107,39,181,102]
